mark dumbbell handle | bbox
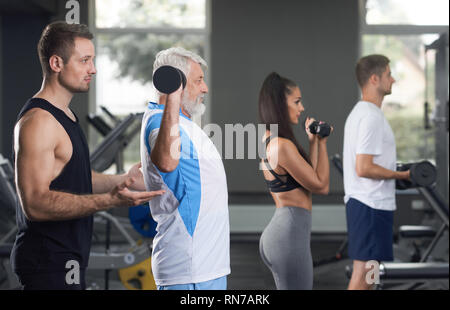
[309,121,331,138]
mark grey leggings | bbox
[259,206,313,290]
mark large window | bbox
[90,0,208,171]
[365,0,449,25]
[93,0,207,115]
[360,0,448,163]
[96,32,205,114]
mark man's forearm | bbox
[359,163,407,180]
[92,171,126,194]
[25,190,119,222]
[151,96,181,172]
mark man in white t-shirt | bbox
[140,47,230,290]
[343,54,410,290]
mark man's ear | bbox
[369,73,380,85]
[49,55,64,73]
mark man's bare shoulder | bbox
[15,108,62,144]
[17,108,59,129]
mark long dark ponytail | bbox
[258,72,311,165]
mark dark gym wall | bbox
[0,12,49,160]
[210,0,360,196]
[0,0,90,161]
[0,15,2,153]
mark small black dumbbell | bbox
[309,121,331,138]
[152,65,186,94]
[396,161,437,189]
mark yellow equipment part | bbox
[118,257,156,290]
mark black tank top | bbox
[11,98,93,273]
[263,136,304,193]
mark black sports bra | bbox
[263,136,304,193]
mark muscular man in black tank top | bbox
[11,22,164,290]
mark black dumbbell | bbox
[152,65,186,94]
[410,161,437,188]
[309,121,331,138]
[396,161,437,189]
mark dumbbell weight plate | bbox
[410,161,437,188]
[152,65,186,94]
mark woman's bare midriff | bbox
[262,165,312,211]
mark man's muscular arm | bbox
[15,110,163,222]
[150,87,183,172]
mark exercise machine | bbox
[88,106,143,173]
[378,162,448,289]
[0,153,20,289]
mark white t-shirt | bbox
[140,102,230,286]
[343,101,397,211]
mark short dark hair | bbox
[355,54,390,88]
[37,21,93,77]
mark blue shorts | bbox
[157,276,227,290]
[346,198,394,262]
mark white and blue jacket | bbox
[140,102,230,286]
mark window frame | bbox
[358,0,449,53]
[88,0,212,126]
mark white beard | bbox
[181,93,206,117]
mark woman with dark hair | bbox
[258,72,332,290]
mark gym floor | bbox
[86,234,351,290]
[2,231,447,290]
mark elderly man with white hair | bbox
[140,47,230,290]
